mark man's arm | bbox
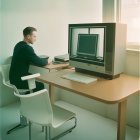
[25,45,48,66]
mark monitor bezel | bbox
[68,23,108,66]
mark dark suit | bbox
[9,41,48,92]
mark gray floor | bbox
[0,100,139,140]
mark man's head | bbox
[23,27,37,44]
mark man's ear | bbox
[26,34,30,40]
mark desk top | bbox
[32,62,70,70]
[37,69,140,104]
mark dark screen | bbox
[77,34,98,57]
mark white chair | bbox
[13,87,77,140]
[0,64,41,134]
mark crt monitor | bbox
[77,34,99,58]
[69,23,127,79]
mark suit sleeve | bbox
[25,45,48,66]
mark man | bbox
[9,27,52,93]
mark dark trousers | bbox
[10,72,45,92]
[11,80,45,94]
[33,81,45,92]
[24,81,45,94]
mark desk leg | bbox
[117,100,127,140]
[49,85,54,104]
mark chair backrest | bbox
[0,64,10,82]
[0,64,38,92]
[14,89,53,126]
[0,64,13,88]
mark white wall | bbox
[0,0,102,106]
[0,0,102,62]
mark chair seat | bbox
[27,104,76,128]
[52,105,76,128]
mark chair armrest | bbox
[21,73,40,81]
[21,73,41,91]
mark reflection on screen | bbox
[77,34,98,58]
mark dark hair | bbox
[23,27,37,37]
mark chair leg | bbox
[42,126,45,132]
[7,115,28,134]
[45,126,51,140]
[29,121,32,140]
[20,115,28,126]
[7,124,22,134]
[52,117,77,140]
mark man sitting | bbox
[9,27,52,93]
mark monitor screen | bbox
[77,34,98,58]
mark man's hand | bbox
[48,58,52,64]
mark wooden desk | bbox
[37,69,140,140]
[33,62,70,72]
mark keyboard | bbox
[61,72,97,84]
